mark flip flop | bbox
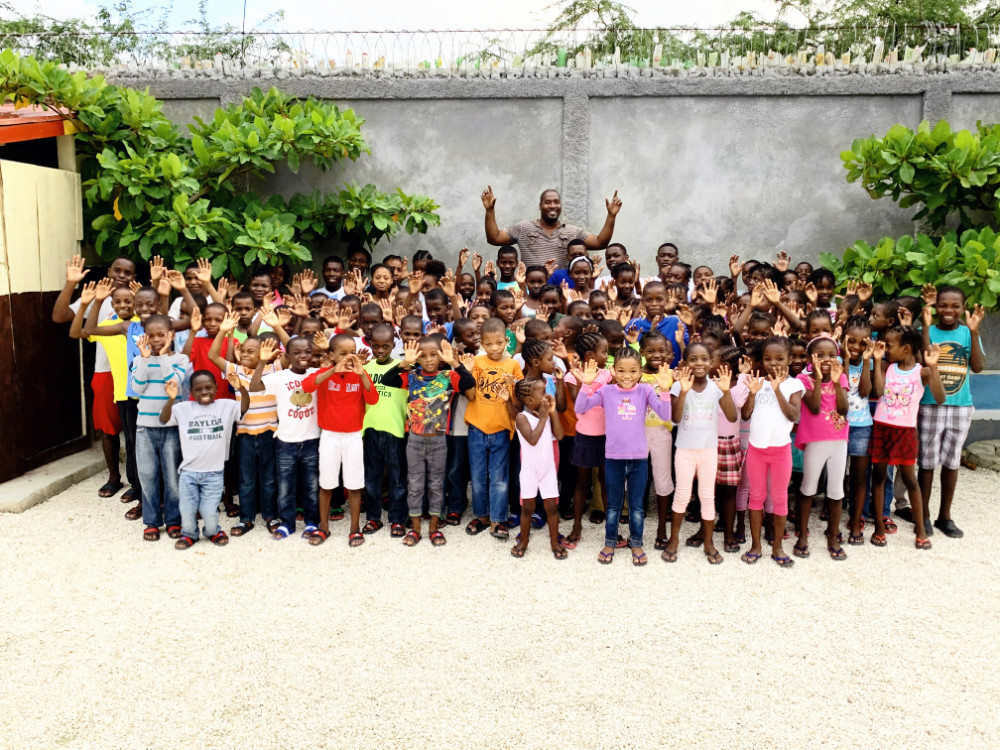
[741,551,762,565]
[654,537,668,550]
[660,549,678,563]
[723,541,741,553]
[560,535,579,550]
[828,545,847,560]
[847,532,865,546]
[490,525,510,541]
[465,519,489,536]
[915,537,933,550]
[552,546,568,560]
[793,543,810,559]
[771,554,795,568]
[705,550,724,565]
[597,549,614,565]
[631,550,648,566]
[98,481,124,498]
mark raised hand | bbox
[440,340,456,365]
[166,269,186,291]
[440,270,457,298]
[701,277,718,305]
[260,301,279,328]
[604,190,622,216]
[409,270,425,292]
[483,260,495,279]
[768,365,788,391]
[811,354,824,383]
[497,383,511,402]
[873,340,886,361]
[553,367,565,382]
[515,262,527,287]
[220,310,240,333]
[276,307,293,329]
[158,330,174,356]
[79,280,98,306]
[66,254,89,285]
[924,343,942,366]
[829,360,844,382]
[226,371,242,391]
[803,282,818,305]
[921,304,934,328]
[402,339,419,367]
[581,359,599,385]
[967,304,986,333]
[259,338,279,363]
[856,282,873,302]
[196,258,213,284]
[299,269,317,295]
[377,298,394,325]
[677,365,694,392]
[654,363,673,390]
[675,322,686,349]
[94,277,114,301]
[164,379,179,399]
[512,320,527,345]
[590,260,604,280]
[289,293,310,319]
[774,316,789,337]
[624,325,640,346]
[551,337,570,361]
[471,253,483,273]
[216,277,230,299]
[862,338,875,360]
[544,258,557,277]
[921,283,937,307]
[713,364,732,391]
[761,279,781,304]
[729,254,742,278]
[747,375,765,394]
[738,356,754,374]
[321,299,340,327]
[156,276,171,297]
[898,306,913,327]
[312,331,330,351]
[458,352,476,371]
[393,304,407,325]
[129,280,142,295]
[288,273,303,297]
[458,248,470,268]
[481,185,497,210]
[189,306,202,333]
[512,287,525,310]
[149,255,165,284]
[774,251,790,272]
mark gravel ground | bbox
[2,469,998,750]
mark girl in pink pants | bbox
[740,337,805,568]
[662,343,738,565]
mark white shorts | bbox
[319,430,364,490]
[520,466,559,502]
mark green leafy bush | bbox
[820,228,1000,309]
[0,50,440,276]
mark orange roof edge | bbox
[0,102,85,144]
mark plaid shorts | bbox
[715,435,743,486]
[870,422,918,466]
[918,404,974,470]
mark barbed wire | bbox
[3,26,1000,73]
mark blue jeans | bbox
[275,438,319,532]
[179,470,224,540]
[604,458,648,548]
[237,432,277,524]
[445,435,469,516]
[136,426,181,528]
[468,425,510,524]
[363,429,407,524]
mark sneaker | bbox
[934,519,964,538]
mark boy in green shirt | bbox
[361,323,409,537]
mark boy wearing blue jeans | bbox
[160,370,248,549]
[131,315,190,541]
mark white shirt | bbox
[262,368,321,443]
[311,287,346,301]
[745,376,805,449]
[71,297,115,373]
[670,380,723,450]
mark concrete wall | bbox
[117,73,1000,276]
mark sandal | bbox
[403,530,421,547]
[615,534,629,549]
[209,531,229,546]
[883,517,898,534]
[741,551,762,565]
[735,531,747,544]
[793,543,810,559]
[174,536,196,550]
[445,512,462,526]
[272,525,291,540]
[465,519,489,536]
[166,525,182,540]
[265,519,280,533]
[510,545,526,559]
[915,537,932,550]
[632,550,648,567]
[362,519,384,535]
[828,545,847,561]
[329,508,345,521]
[685,534,704,548]
[654,537,668,551]
[771,554,795,568]
[597,549,615,565]
[301,525,318,539]
[430,530,447,547]
[124,503,142,521]
[705,550,724,565]
[391,523,406,538]
[142,526,160,542]
[230,522,254,537]
[121,487,139,504]
[98,480,124,498]
[224,504,240,519]
[870,533,887,547]
[349,531,366,547]
[552,546,568,560]
[723,541,741,553]
[660,549,678,563]
[309,528,330,546]
[560,535,579,550]
[490,525,510,541]
[589,510,605,524]
[847,532,865,546]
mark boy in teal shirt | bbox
[361,323,409,537]
[918,286,985,539]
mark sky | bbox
[5,0,796,30]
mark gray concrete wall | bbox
[117,73,1000,272]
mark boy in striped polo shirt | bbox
[131,315,190,541]
[208,313,283,536]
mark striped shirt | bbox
[224,361,282,435]
[504,220,589,269]
[132,354,190,427]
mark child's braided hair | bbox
[574,331,606,360]
[521,338,552,367]
[515,376,543,403]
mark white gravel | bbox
[1,469,998,750]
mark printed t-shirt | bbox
[363,358,408,438]
[165,399,241,473]
[90,316,138,402]
[262,368,320,442]
[669,380,723,450]
[795,372,850,448]
[301,369,379,433]
[465,355,523,436]
[574,383,672,459]
[397,368,474,436]
[874,363,924,428]
[744,374,806,449]
[847,361,873,427]
[223,361,281,435]
[189,336,233,399]
[641,372,673,429]
[565,368,613,436]
[920,325,976,406]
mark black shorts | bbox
[571,433,606,469]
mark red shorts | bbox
[869,422,917,465]
[91,372,121,435]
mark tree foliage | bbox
[0,50,439,275]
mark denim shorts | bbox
[847,424,873,457]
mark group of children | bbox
[55,239,983,566]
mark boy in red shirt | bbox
[302,334,379,546]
